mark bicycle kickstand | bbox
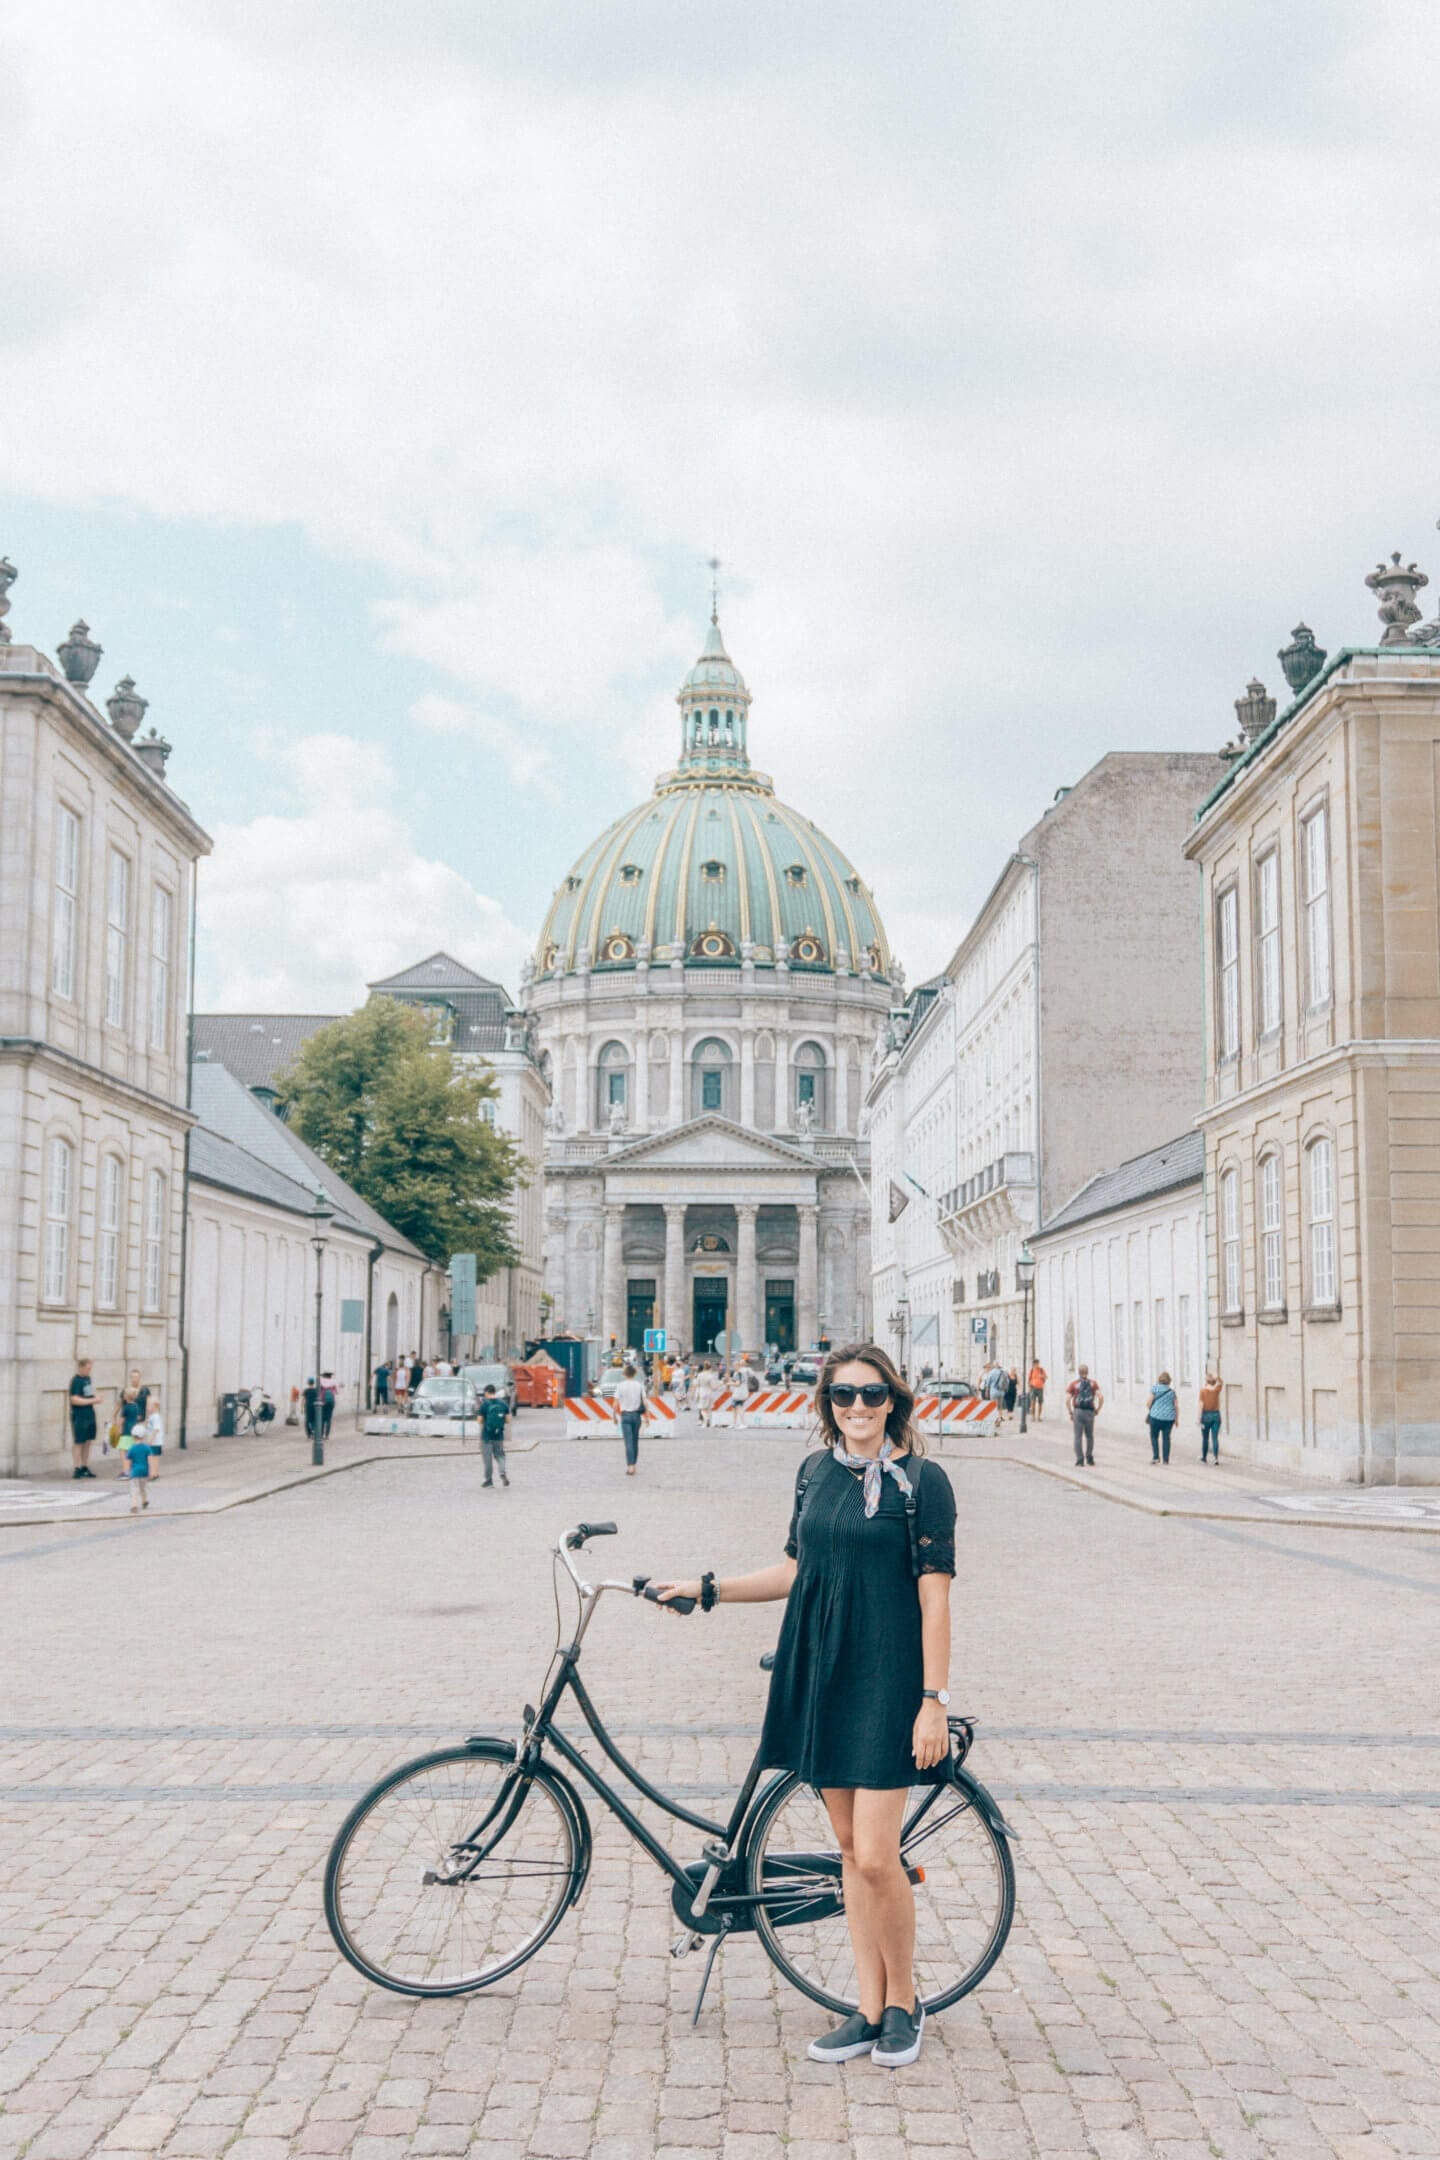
[690,1919,731,2026]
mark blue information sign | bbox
[643,1327,667,1354]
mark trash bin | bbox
[217,1392,239,1437]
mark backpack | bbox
[1074,1376,1096,1412]
[482,1397,508,1438]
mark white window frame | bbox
[1220,1168,1242,1315]
[1254,848,1281,1037]
[52,805,79,1000]
[1259,1151,1285,1312]
[1217,884,1240,1060]
[1112,1302,1125,1382]
[43,1137,73,1305]
[1131,1299,1145,1380]
[1153,1296,1168,1376]
[105,848,131,1027]
[1178,1294,1194,1385]
[149,886,173,1051]
[142,1168,166,1313]
[1301,803,1332,1010]
[1308,1136,1337,1308]
[97,1154,124,1311]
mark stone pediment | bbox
[606,1116,818,1172]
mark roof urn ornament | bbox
[1277,623,1326,696]
[1366,553,1429,646]
[133,728,173,778]
[0,555,15,644]
[57,620,103,687]
[1234,679,1277,743]
[106,675,148,740]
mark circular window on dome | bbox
[601,931,635,964]
[691,925,736,960]
[785,863,807,887]
[618,862,642,885]
[541,940,560,973]
[792,930,826,966]
[700,859,726,882]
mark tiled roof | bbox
[368,952,505,993]
[1037,1128,1204,1238]
[189,1062,427,1259]
[189,1124,325,1217]
[192,1013,338,1093]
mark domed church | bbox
[523,612,897,1358]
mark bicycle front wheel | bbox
[324,1746,582,1996]
[747,1767,1015,2015]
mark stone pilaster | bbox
[735,1202,759,1353]
[797,1205,819,1352]
[663,1202,687,1348]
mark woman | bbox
[690,1363,716,1428]
[655,1343,956,2069]
[1146,1370,1178,1463]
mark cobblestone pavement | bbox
[5,1426,1440,2159]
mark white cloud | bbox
[196,733,533,1008]
[4,0,1440,978]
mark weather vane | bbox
[705,554,723,625]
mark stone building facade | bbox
[525,615,890,1357]
[1185,558,1440,1481]
[870,752,1224,1377]
[0,570,211,1475]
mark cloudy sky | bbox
[3,0,1437,1010]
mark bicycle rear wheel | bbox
[746,1767,1015,2015]
[324,1746,582,1996]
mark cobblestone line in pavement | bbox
[6,1445,1440,2159]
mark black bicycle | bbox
[323,1520,1017,2018]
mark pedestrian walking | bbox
[320,1372,337,1440]
[1198,1371,1223,1463]
[691,1363,716,1428]
[1027,1360,1046,1421]
[652,1342,957,2070]
[479,1385,510,1487]
[68,1357,98,1478]
[409,1354,424,1401]
[118,1367,149,1443]
[1066,1366,1103,1465]
[125,1386,164,1511]
[616,1363,645,1475]
[1145,1372,1178,1463]
[981,1359,1009,1424]
[303,1376,321,1446]
[1003,1368,1019,1416]
[375,1360,391,1407]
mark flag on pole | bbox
[888,1180,910,1222]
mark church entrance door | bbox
[693,1277,729,1358]
[765,1279,796,1354]
[626,1279,656,1354]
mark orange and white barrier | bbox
[913,1394,1000,1438]
[564,1393,677,1439]
[707,1388,816,1430]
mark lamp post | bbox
[887,1289,910,1377]
[1016,1244,1036,1435]
[309,1188,334,1466]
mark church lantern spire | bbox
[675,614,753,774]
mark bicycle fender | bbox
[532,1758,594,1910]
[952,1765,1021,1843]
[464,1734,519,1761]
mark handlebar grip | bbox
[641,1583,696,1614]
[582,1520,617,1538]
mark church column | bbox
[663,1203,687,1349]
[601,1202,625,1352]
[670,1030,685,1126]
[740,1029,755,1128]
[633,1029,650,1132]
[797,1204,820,1352]
[775,1038,791,1132]
[735,1203,760,1355]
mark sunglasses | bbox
[827,1382,893,1409]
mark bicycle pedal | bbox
[671,1930,702,1959]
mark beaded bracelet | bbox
[700,1570,718,1612]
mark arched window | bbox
[142,1169,167,1313]
[1219,1167,1241,1315]
[97,1155,124,1312]
[1306,1136,1337,1308]
[595,1041,630,1123]
[1258,1151,1285,1312]
[42,1137,73,1305]
[690,1037,734,1118]
[793,1041,828,1128]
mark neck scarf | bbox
[835,1434,913,1519]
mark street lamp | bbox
[1016,1245,1036,1435]
[887,1289,910,1376]
[309,1187,334,1466]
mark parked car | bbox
[788,1358,821,1388]
[934,1377,978,1400]
[460,1361,518,1413]
[408,1375,479,1421]
[595,1366,633,1401]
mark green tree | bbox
[277,999,523,1274]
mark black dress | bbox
[758,1449,957,1791]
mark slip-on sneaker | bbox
[871,2003,925,2067]
[807,2011,883,2063]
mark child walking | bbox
[125,1386,164,1511]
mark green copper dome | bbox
[535,619,891,981]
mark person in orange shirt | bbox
[1026,1362,1047,1421]
[1198,1372,1223,1463]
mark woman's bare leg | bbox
[850,1787,915,2011]
[820,1789,885,2023]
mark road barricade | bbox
[563,1394,676,1440]
[706,1388,816,1431]
[913,1393,1000,1439]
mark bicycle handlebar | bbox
[564,1521,617,1550]
[634,1574,695,1615]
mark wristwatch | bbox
[922,1688,951,1706]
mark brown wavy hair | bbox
[813,1342,925,1457]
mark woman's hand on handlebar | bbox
[652,1579,703,1613]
